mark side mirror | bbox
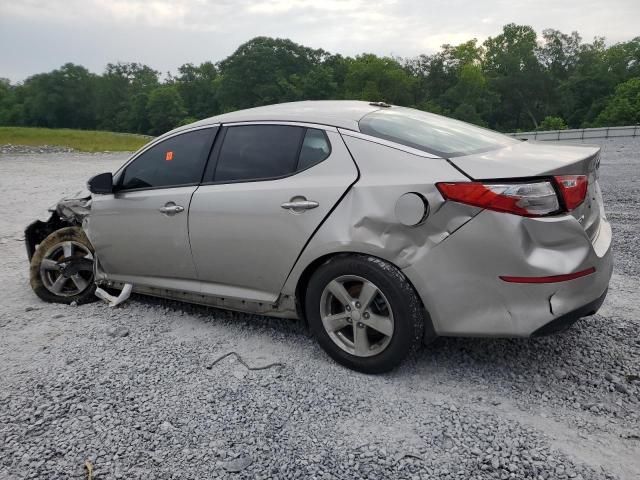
[88,172,113,194]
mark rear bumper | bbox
[531,287,608,336]
[403,209,613,337]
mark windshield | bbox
[359,107,518,158]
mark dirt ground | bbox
[0,140,638,479]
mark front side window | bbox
[359,107,518,158]
[120,128,214,190]
[213,125,304,182]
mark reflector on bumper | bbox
[499,267,596,283]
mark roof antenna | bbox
[369,101,392,108]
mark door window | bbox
[119,128,215,190]
[213,125,305,182]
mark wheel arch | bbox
[293,251,436,341]
[25,213,74,261]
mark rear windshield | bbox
[359,107,518,158]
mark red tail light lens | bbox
[436,181,560,217]
[554,175,588,211]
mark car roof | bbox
[180,100,383,132]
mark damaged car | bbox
[25,101,613,373]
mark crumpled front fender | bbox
[24,191,92,260]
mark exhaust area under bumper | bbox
[531,287,608,336]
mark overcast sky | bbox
[1,0,638,82]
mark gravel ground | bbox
[0,139,638,480]
[0,144,75,155]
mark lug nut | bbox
[345,305,351,311]
[355,302,361,308]
[357,322,365,328]
[363,312,370,319]
[346,317,352,323]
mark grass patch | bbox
[0,127,152,152]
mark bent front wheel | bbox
[29,227,97,305]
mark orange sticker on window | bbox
[165,151,174,161]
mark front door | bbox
[89,126,216,290]
[188,124,358,302]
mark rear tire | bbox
[29,227,97,305]
[305,255,424,373]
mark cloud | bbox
[0,0,638,82]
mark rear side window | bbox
[120,128,214,190]
[298,128,331,170]
[359,107,518,157]
[212,125,330,183]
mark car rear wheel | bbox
[305,255,424,373]
[29,227,97,305]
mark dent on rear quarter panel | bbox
[281,135,480,299]
[403,208,612,336]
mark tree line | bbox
[1,24,639,136]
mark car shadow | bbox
[129,292,311,339]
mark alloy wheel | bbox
[39,241,94,297]
[319,275,394,357]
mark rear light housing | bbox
[436,175,588,217]
[555,175,588,211]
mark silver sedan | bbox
[25,101,613,373]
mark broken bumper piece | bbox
[95,283,133,307]
[532,288,608,336]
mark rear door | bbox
[188,123,358,302]
[89,127,216,290]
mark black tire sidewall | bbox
[29,227,97,305]
[305,255,423,374]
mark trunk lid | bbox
[448,140,600,179]
[449,141,603,240]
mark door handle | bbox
[281,200,319,211]
[159,204,185,215]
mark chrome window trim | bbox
[338,128,442,159]
[221,120,338,132]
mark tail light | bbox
[436,175,588,217]
[436,181,560,217]
[554,175,588,211]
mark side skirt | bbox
[98,280,299,319]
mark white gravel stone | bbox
[0,139,639,479]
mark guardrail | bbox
[508,125,640,141]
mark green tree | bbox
[0,29,638,135]
[604,37,640,83]
[172,62,220,119]
[440,63,495,126]
[483,24,546,130]
[343,54,416,105]
[538,116,568,130]
[0,79,23,125]
[95,63,159,133]
[593,78,640,126]
[558,38,614,127]
[216,37,330,110]
[538,29,582,82]
[301,65,338,100]
[146,86,186,135]
[19,63,97,129]
[323,54,350,96]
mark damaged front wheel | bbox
[29,227,97,305]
